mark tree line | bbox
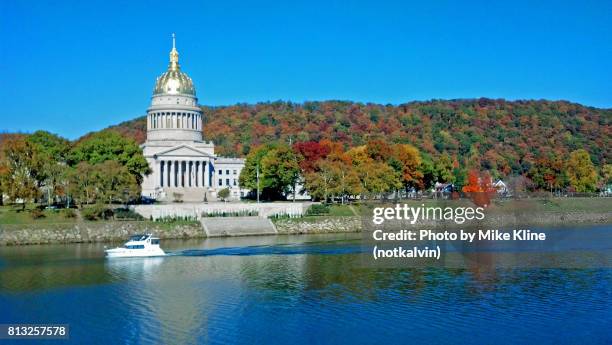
[239,139,609,202]
[108,99,610,185]
[0,131,150,209]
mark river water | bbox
[0,226,610,344]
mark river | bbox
[0,226,610,344]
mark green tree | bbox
[69,162,99,206]
[566,149,597,193]
[419,155,437,190]
[69,131,150,183]
[96,161,140,206]
[239,144,301,200]
[24,131,72,205]
[239,145,271,191]
[260,145,301,199]
[27,130,70,162]
[217,187,230,202]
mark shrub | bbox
[218,188,230,201]
[114,208,144,220]
[82,204,113,221]
[154,215,198,222]
[201,210,259,217]
[30,209,45,219]
[61,209,77,219]
[306,204,330,216]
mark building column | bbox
[168,160,172,187]
[178,161,182,187]
[205,160,210,187]
[185,161,189,187]
[159,161,164,187]
[197,161,201,187]
[193,162,196,187]
[181,161,186,187]
[188,161,193,187]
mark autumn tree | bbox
[566,149,597,193]
[602,164,612,187]
[292,141,330,173]
[304,159,338,202]
[434,153,454,183]
[1,136,43,209]
[462,170,497,206]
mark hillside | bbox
[105,98,611,177]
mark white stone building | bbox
[141,36,245,202]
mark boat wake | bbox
[167,242,365,257]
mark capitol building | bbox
[141,36,245,202]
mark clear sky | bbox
[1,0,611,139]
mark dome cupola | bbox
[153,34,196,96]
[146,34,203,143]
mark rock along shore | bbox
[0,221,204,246]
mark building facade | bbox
[141,36,245,202]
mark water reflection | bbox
[0,230,610,344]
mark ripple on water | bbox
[0,231,611,345]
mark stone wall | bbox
[273,216,362,235]
[273,210,611,236]
[201,217,277,237]
[0,221,204,246]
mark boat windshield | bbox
[129,235,148,242]
[125,245,145,249]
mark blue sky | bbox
[1,0,611,139]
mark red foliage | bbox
[462,170,497,207]
[293,141,331,172]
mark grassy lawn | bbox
[0,205,77,225]
[328,205,358,216]
[317,197,612,216]
[490,197,612,213]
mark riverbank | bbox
[0,220,203,246]
[1,198,610,245]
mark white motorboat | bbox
[105,234,166,258]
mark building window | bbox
[233,170,237,175]
[226,179,230,186]
[219,170,222,175]
[226,170,230,175]
[218,179,222,186]
[233,179,237,186]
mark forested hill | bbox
[105,99,611,176]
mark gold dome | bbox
[153,34,196,96]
